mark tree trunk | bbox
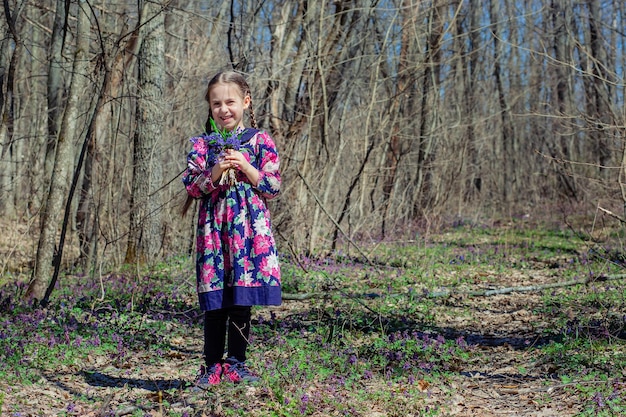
[125,0,165,265]
[549,0,578,199]
[0,0,23,217]
[380,0,412,238]
[27,0,90,302]
[414,1,443,211]
[43,0,68,196]
[489,0,515,204]
[458,0,481,206]
[76,25,138,270]
[24,4,49,217]
[587,0,612,175]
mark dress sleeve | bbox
[182,139,218,198]
[253,131,281,200]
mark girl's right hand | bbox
[211,155,235,184]
[211,160,224,184]
[187,153,205,175]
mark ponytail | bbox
[181,194,194,217]
[248,98,257,129]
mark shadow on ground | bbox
[80,370,189,391]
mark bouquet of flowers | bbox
[203,118,244,186]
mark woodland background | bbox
[0,0,624,301]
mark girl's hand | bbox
[223,149,248,169]
[210,154,232,184]
[223,149,260,185]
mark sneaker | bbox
[195,362,223,388]
[222,357,259,383]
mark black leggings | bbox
[203,306,252,365]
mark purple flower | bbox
[300,394,309,414]
[593,392,605,408]
[198,122,245,169]
[455,336,467,348]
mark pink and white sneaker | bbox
[222,357,259,383]
[195,362,223,388]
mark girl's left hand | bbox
[223,149,249,171]
[223,149,260,184]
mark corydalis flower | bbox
[201,118,245,185]
[206,117,243,150]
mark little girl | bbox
[182,71,281,387]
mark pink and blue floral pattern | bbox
[183,129,281,311]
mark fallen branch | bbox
[428,273,626,298]
[598,205,626,224]
[282,273,626,301]
[283,292,322,301]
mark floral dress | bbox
[183,128,281,311]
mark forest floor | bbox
[1,217,625,416]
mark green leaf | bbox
[209,117,228,139]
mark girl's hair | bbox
[203,71,257,133]
[182,71,257,217]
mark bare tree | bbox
[489,0,514,203]
[38,0,70,227]
[414,1,444,214]
[0,0,28,218]
[585,0,612,174]
[27,0,91,302]
[0,0,623,278]
[125,0,165,264]
[546,0,579,199]
[76,14,139,271]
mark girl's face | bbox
[208,82,250,132]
